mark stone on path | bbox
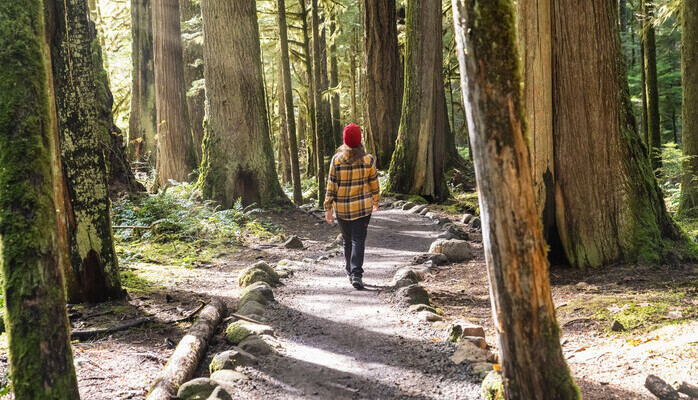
[451,341,491,364]
[392,268,419,285]
[412,253,448,265]
[468,217,481,230]
[417,311,443,322]
[429,239,474,262]
[410,204,428,214]
[409,304,442,314]
[396,284,431,306]
[206,386,233,400]
[211,370,248,386]
[419,207,430,216]
[471,362,495,380]
[461,214,473,224]
[449,321,486,342]
[238,335,272,355]
[210,348,258,373]
[225,321,253,345]
[238,262,280,288]
[401,202,416,211]
[177,378,217,400]
[284,235,304,249]
[236,300,266,319]
[462,336,487,350]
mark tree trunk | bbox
[153,0,196,187]
[552,0,684,267]
[452,2,580,399]
[50,0,123,302]
[278,0,303,204]
[329,16,342,150]
[678,0,698,216]
[180,0,205,162]
[300,0,316,178]
[362,0,401,169]
[0,0,80,396]
[386,0,448,202]
[278,73,292,184]
[515,0,557,247]
[311,0,327,206]
[641,39,649,145]
[350,30,358,123]
[643,0,662,173]
[198,0,288,208]
[129,0,157,164]
[319,17,334,156]
[620,0,627,33]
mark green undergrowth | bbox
[113,182,278,275]
[557,287,698,334]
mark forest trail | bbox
[229,209,481,399]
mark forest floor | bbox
[0,200,696,399]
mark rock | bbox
[611,320,626,332]
[394,278,416,289]
[211,370,248,385]
[284,235,304,249]
[463,336,487,349]
[236,300,266,318]
[238,335,272,356]
[437,231,456,240]
[335,233,344,245]
[449,321,486,342]
[393,200,406,209]
[645,375,680,400]
[238,289,270,310]
[468,217,482,229]
[429,239,474,262]
[409,304,442,315]
[445,225,469,240]
[317,255,329,261]
[206,386,233,400]
[177,378,217,400]
[451,341,491,364]
[402,202,416,211]
[396,284,430,306]
[410,204,428,214]
[238,267,277,288]
[249,261,280,283]
[425,212,438,220]
[419,207,430,216]
[241,281,275,302]
[471,362,495,380]
[393,268,419,285]
[276,268,292,279]
[412,253,448,265]
[461,214,474,224]
[225,321,253,345]
[210,348,258,373]
[417,311,443,322]
[481,370,504,399]
[236,322,274,337]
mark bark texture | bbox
[311,0,327,205]
[198,0,287,208]
[643,0,662,173]
[129,0,157,163]
[153,0,196,186]
[0,0,80,396]
[300,0,316,178]
[50,0,123,302]
[678,0,698,216]
[386,0,447,202]
[180,0,205,162]
[278,0,303,204]
[452,2,579,399]
[329,17,342,150]
[362,0,401,169]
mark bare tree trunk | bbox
[129,0,157,164]
[50,0,123,302]
[0,0,80,396]
[180,0,205,162]
[386,0,448,202]
[329,16,342,150]
[198,0,288,208]
[643,0,662,173]
[452,2,580,399]
[300,0,316,178]
[678,0,698,216]
[350,31,358,123]
[153,0,196,187]
[363,0,401,169]
[278,0,303,204]
[311,0,327,206]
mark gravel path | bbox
[238,209,481,399]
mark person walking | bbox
[324,123,380,290]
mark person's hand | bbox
[325,209,334,224]
[372,203,379,212]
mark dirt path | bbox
[225,209,481,399]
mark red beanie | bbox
[343,123,362,148]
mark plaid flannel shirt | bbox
[324,153,380,221]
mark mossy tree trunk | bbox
[278,0,303,204]
[318,16,334,157]
[643,0,662,173]
[180,0,205,163]
[311,0,327,206]
[278,73,292,184]
[362,0,401,169]
[153,0,197,187]
[678,0,698,216]
[49,0,123,302]
[0,0,80,396]
[129,0,157,164]
[198,0,287,208]
[386,0,448,202]
[329,16,342,150]
[299,0,316,178]
[452,1,580,399]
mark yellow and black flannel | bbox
[324,153,380,221]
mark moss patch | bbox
[225,321,253,345]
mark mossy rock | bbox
[236,301,266,318]
[407,195,429,205]
[241,281,275,302]
[449,324,464,342]
[481,370,504,400]
[409,304,443,315]
[250,261,280,284]
[238,268,276,288]
[225,321,253,345]
[238,290,269,310]
[177,378,217,400]
[209,348,257,374]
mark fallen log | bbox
[146,299,227,400]
[71,317,151,340]
[678,382,698,398]
[645,375,680,400]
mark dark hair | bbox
[337,144,366,164]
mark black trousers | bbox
[337,215,371,278]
